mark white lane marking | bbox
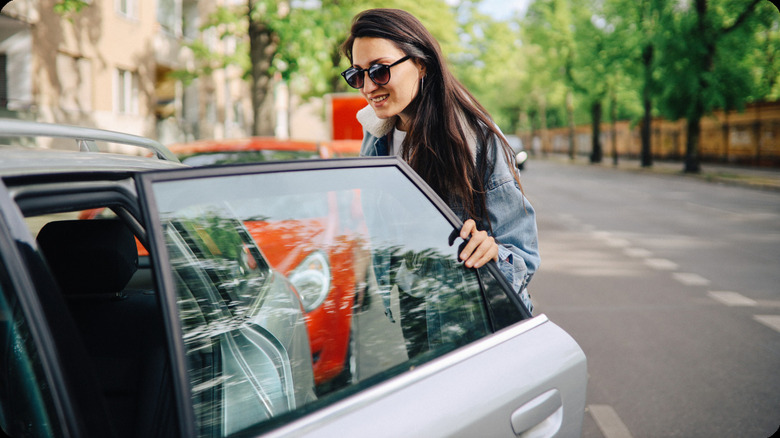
[591,231,611,239]
[708,291,757,307]
[754,315,780,333]
[672,272,711,286]
[589,231,631,248]
[589,404,634,438]
[605,238,631,248]
[624,247,653,258]
[644,258,679,270]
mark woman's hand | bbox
[459,219,499,268]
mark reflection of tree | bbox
[165,215,308,431]
[170,211,270,318]
[369,244,488,360]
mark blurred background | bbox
[1,0,778,172]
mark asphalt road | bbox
[521,159,780,438]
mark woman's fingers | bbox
[459,220,499,268]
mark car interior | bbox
[4,173,177,438]
[35,218,175,438]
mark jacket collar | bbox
[357,105,396,138]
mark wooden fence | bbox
[526,101,780,167]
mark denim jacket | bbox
[357,106,540,312]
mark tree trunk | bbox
[539,95,548,156]
[590,101,603,163]
[248,1,278,136]
[330,45,346,92]
[566,91,576,160]
[610,93,618,166]
[684,110,702,173]
[641,44,653,167]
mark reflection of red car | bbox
[167,138,363,388]
[244,215,357,386]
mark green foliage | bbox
[167,0,778,136]
[53,0,89,16]
[655,0,769,121]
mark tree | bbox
[451,5,527,130]
[247,1,283,135]
[657,0,767,173]
[521,0,583,159]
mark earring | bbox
[420,76,425,93]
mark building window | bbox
[157,0,180,36]
[115,69,138,115]
[116,0,137,18]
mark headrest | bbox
[36,220,138,295]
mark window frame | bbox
[115,0,137,20]
[114,68,139,115]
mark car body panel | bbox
[0,148,186,177]
[265,316,586,438]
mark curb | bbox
[536,154,780,193]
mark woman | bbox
[341,8,539,312]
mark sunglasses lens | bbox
[343,69,363,89]
[369,65,391,85]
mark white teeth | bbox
[372,95,388,103]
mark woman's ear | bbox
[414,60,426,79]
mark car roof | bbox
[0,118,186,179]
[0,147,186,178]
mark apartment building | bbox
[0,0,255,149]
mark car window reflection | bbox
[151,166,494,436]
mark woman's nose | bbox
[361,73,378,93]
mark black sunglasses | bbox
[341,56,411,89]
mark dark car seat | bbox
[36,219,175,438]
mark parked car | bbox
[167,137,324,165]
[0,118,586,437]
[166,137,363,165]
[505,134,529,170]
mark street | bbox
[521,159,780,438]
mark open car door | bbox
[136,157,587,438]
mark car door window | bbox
[143,163,521,436]
[0,257,61,438]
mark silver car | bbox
[0,119,586,437]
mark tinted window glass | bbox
[150,166,493,436]
[0,261,61,437]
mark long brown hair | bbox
[341,8,520,230]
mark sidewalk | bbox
[540,154,780,192]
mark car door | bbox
[136,157,587,438]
